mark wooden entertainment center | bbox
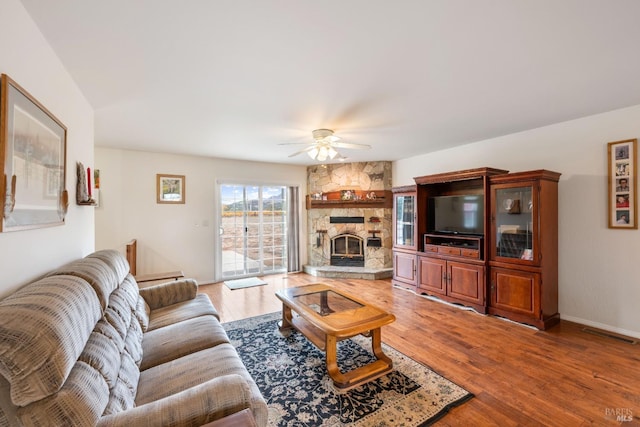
[392,167,561,329]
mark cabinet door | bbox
[393,251,416,285]
[393,192,417,249]
[490,268,541,318]
[417,256,446,295]
[491,182,540,265]
[447,261,484,305]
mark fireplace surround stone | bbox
[305,162,392,278]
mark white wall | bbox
[393,104,640,338]
[0,0,94,297]
[95,148,307,283]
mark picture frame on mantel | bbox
[608,138,637,229]
[157,174,185,204]
[0,74,68,232]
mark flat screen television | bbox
[427,194,484,235]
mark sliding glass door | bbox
[219,184,288,278]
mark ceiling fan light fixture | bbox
[317,146,329,161]
[308,147,319,159]
[284,128,367,161]
[312,128,335,141]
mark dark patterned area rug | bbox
[223,312,473,426]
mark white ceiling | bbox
[19,0,640,165]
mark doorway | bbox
[219,184,288,278]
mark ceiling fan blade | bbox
[278,142,314,146]
[331,141,371,150]
[288,146,317,157]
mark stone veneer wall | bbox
[307,162,392,269]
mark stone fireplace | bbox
[304,162,393,278]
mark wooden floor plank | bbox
[199,273,640,426]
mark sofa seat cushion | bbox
[136,344,267,426]
[147,294,218,331]
[97,374,254,427]
[140,315,230,371]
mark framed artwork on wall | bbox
[157,174,185,204]
[0,74,68,232]
[608,138,637,229]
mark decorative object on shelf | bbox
[0,74,68,232]
[92,169,100,207]
[87,167,92,198]
[157,174,185,204]
[340,189,355,200]
[607,138,637,229]
[76,162,95,205]
[502,198,521,214]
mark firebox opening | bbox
[330,234,364,267]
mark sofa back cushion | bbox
[0,276,102,406]
[46,256,120,311]
[86,250,130,284]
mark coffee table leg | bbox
[278,304,294,331]
[325,329,393,390]
[325,334,346,385]
[370,328,393,366]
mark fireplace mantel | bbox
[306,190,392,209]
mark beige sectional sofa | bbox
[0,250,267,426]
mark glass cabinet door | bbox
[394,193,416,248]
[492,184,537,262]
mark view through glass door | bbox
[219,184,287,278]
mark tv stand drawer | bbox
[424,244,439,253]
[438,246,461,256]
[461,248,480,259]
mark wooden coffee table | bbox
[275,283,396,390]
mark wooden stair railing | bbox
[125,239,184,285]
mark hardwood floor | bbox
[200,273,640,426]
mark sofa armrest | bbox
[96,374,253,427]
[139,278,198,310]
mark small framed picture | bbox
[157,174,185,204]
[608,139,637,229]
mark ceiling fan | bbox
[279,129,371,161]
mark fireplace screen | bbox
[330,234,364,266]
